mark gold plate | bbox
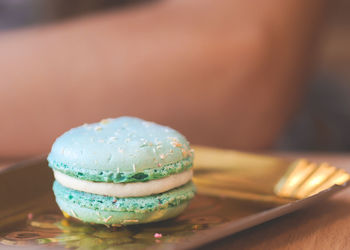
[0,146,349,249]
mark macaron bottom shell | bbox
[57,200,190,226]
[53,181,195,225]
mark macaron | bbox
[47,117,195,225]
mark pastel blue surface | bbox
[48,117,193,178]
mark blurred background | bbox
[0,0,349,159]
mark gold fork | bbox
[192,146,350,203]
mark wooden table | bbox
[1,153,350,249]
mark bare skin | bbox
[0,0,326,157]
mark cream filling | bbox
[54,169,193,197]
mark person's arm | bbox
[0,0,326,156]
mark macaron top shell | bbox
[48,117,193,183]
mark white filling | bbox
[54,169,193,197]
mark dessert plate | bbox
[1,146,349,249]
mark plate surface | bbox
[0,147,349,249]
